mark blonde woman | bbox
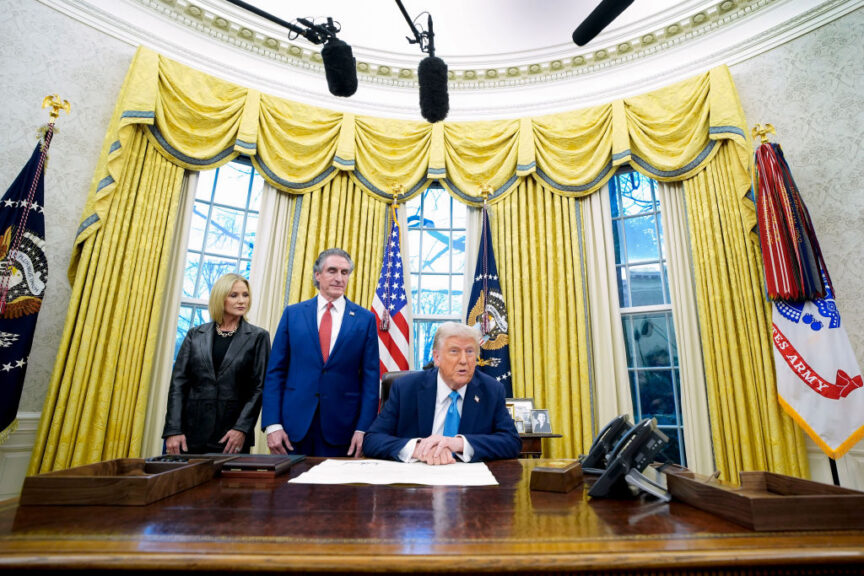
[163,273,270,454]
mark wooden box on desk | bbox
[530,459,583,493]
[20,458,216,506]
[666,468,864,531]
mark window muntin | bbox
[610,171,685,465]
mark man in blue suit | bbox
[364,322,521,464]
[262,248,379,457]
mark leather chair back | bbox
[379,370,419,411]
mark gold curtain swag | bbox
[69,47,752,269]
[31,44,807,477]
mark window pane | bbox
[629,263,665,307]
[422,187,450,229]
[450,276,463,316]
[417,274,449,315]
[623,215,659,263]
[452,198,467,229]
[452,232,466,273]
[406,199,422,229]
[205,206,244,257]
[410,273,421,315]
[619,173,655,217]
[189,202,209,252]
[183,253,201,298]
[420,230,450,273]
[176,305,210,359]
[657,425,684,466]
[631,313,673,368]
[239,258,252,278]
[407,229,421,272]
[195,256,237,299]
[636,369,676,425]
[213,163,252,208]
[243,213,257,260]
[195,170,215,202]
[414,320,446,370]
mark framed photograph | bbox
[531,409,552,434]
[505,398,534,433]
[514,420,525,433]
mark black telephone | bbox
[580,414,632,474]
[587,418,670,501]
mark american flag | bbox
[372,206,410,375]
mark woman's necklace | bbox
[215,323,237,338]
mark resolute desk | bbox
[1,459,862,574]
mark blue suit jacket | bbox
[261,297,380,446]
[363,369,522,462]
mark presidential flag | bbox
[372,205,411,375]
[0,142,49,444]
[466,205,512,397]
[755,141,864,458]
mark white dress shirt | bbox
[397,372,475,462]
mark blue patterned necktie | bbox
[443,390,460,437]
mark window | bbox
[609,171,686,465]
[406,184,467,368]
[175,159,263,357]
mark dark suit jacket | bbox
[163,319,270,451]
[261,297,379,446]
[363,368,522,462]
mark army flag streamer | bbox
[466,205,512,397]
[754,138,864,458]
[372,205,411,376]
[0,142,49,444]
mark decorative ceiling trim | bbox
[38,0,863,119]
[131,0,771,89]
[122,0,855,90]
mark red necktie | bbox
[319,302,333,363]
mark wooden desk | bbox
[1,459,863,574]
[518,432,562,457]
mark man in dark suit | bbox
[364,322,521,464]
[262,248,379,457]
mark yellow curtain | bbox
[492,179,592,458]
[32,45,803,476]
[30,129,184,473]
[683,143,808,481]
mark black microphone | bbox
[321,38,358,97]
[572,0,634,46]
[418,56,449,123]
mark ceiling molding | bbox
[39,0,864,119]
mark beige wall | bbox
[1,2,862,416]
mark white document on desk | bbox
[288,459,499,486]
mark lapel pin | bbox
[474,395,480,403]
[349,311,355,316]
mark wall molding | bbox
[0,413,39,501]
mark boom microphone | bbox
[418,55,449,123]
[321,38,358,97]
[572,0,634,46]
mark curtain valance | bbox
[73,46,751,276]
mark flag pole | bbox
[0,95,69,315]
